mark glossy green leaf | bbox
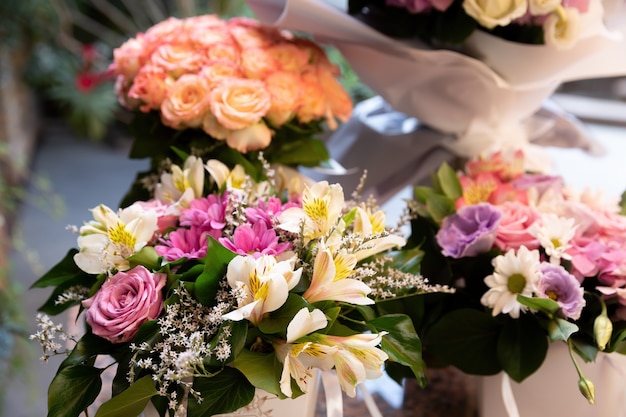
[497,315,548,382]
[128,246,161,271]
[195,235,236,305]
[60,332,116,369]
[517,295,560,317]
[48,365,102,417]
[258,294,310,336]
[232,349,287,398]
[386,247,424,275]
[187,368,256,417]
[436,162,462,200]
[425,193,455,225]
[31,249,87,288]
[205,320,247,367]
[94,376,158,417]
[425,309,502,375]
[548,318,579,342]
[368,314,427,386]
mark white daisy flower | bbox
[533,213,577,263]
[481,246,541,318]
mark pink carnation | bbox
[494,202,540,252]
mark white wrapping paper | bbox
[245,0,626,157]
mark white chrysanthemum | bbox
[533,213,576,263]
[481,246,541,318]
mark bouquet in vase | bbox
[403,150,626,409]
[245,0,626,158]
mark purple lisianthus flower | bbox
[510,174,563,198]
[219,221,291,258]
[538,263,585,320]
[386,0,454,13]
[436,203,501,258]
[155,226,208,262]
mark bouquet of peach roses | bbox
[110,13,353,206]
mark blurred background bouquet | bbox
[403,150,626,415]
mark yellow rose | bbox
[160,74,210,129]
[209,78,271,130]
[462,0,527,29]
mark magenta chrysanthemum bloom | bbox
[436,203,501,258]
[219,221,291,258]
[245,197,301,227]
[155,226,207,262]
[538,263,585,320]
[179,194,227,239]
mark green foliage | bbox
[187,368,255,417]
[94,376,158,417]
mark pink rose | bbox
[160,74,210,129]
[494,201,540,252]
[209,78,271,130]
[82,266,166,343]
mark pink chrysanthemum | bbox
[179,194,227,239]
[155,226,208,261]
[219,221,291,258]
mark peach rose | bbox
[227,18,276,49]
[226,122,273,153]
[160,74,210,129]
[316,64,352,129]
[264,70,302,126]
[209,78,271,130]
[296,67,326,124]
[494,201,540,252]
[144,17,185,45]
[202,113,230,140]
[266,43,310,72]
[206,42,240,63]
[150,43,206,78]
[111,37,147,79]
[128,65,173,112]
[199,61,242,88]
[240,48,279,80]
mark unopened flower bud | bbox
[578,376,595,404]
[593,314,613,351]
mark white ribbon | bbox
[320,371,385,417]
[500,374,520,417]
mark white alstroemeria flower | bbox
[543,6,581,50]
[154,155,205,209]
[533,213,577,263]
[275,339,337,397]
[223,255,302,325]
[279,181,344,242]
[74,203,159,274]
[353,206,386,236]
[205,159,247,191]
[481,246,541,318]
[303,248,373,305]
[317,332,389,397]
[286,308,328,343]
[353,234,407,261]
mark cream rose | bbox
[462,0,528,29]
[209,78,271,130]
[160,74,210,129]
[226,122,273,153]
[543,7,581,49]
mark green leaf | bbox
[425,309,502,375]
[48,365,102,417]
[94,376,158,417]
[517,295,560,317]
[497,315,548,382]
[60,332,117,369]
[425,193,455,225]
[436,162,462,200]
[258,294,310,336]
[187,368,256,417]
[195,235,237,305]
[368,314,427,387]
[342,207,358,228]
[548,318,579,342]
[31,248,89,288]
[205,320,248,367]
[413,186,433,205]
[386,247,424,275]
[127,246,161,270]
[232,349,288,398]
